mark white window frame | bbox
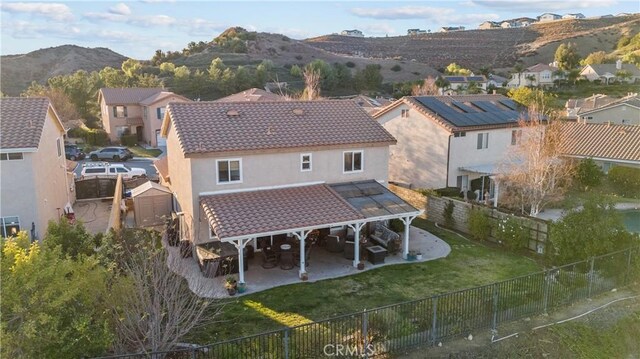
[56,138,62,157]
[477,132,489,150]
[157,106,166,120]
[1,216,20,237]
[343,150,364,174]
[300,153,312,172]
[216,158,243,185]
[0,153,24,161]
[401,109,410,118]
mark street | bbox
[73,158,159,181]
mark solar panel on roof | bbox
[470,101,498,112]
[446,76,465,82]
[451,101,479,113]
[468,76,485,82]
[499,99,517,110]
[416,97,526,128]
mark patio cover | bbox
[200,181,420,242]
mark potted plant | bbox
[224,276,237,296]
[407,250,417,261]
[237,282,247,294]
[416,251,423,260]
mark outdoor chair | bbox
[261,247,278,269]
[326,235,344,253]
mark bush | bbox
[468,208,491,241]
[495,215,530,250]
[120,134,138,147]
[345,61,356,68]
[70,127,110,146]
[608,166,640,198]
[435,187,462,197]
[443,200,455,228]
[390,64,402,72]
[575,158,603,189]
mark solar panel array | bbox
[330,181,418,218]
[415,97,522,128]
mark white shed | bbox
[131,181,173,227]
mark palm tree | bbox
[513,64,524,87]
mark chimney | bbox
[616,59,622,70]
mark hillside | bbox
[304,15,640,72]
[0,45,127,96]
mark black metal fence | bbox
[94,246,639,359]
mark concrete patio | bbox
[166,226,451,299]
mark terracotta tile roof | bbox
[0,97,51,149]
[153,156,169,182]
[99,88,164,105]
[167,100,396,155]
[579,94,640,115]
[201,184,365,239]
[139,91,191,106]
[559,122,640,162]
[215,88,286,102]
[586,64,640,77]
[526,63,558,73]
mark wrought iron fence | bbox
[94,246,639,359]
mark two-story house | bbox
[507,63,560,88]
[441,76,488,95]
[579,60,640,84]
[565,94,616,120]
[374,95,529,199]
[98,88,190,147]
[538,13,562,22]
[576,94,640,126]
[0,97,73,240]
[159,100,421,283]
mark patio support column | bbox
[348,222,366,268]
[493,178,500,208]
[400,215,418,259]
[292,230,312,279]
[233,238,252,284]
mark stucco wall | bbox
[100,98,143,142]
[581,104,640,126]
[378,105,450,189]
[143,96,190,147]
[164,122,194,239]
[0,153,38,237]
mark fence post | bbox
[284,327,290,359]
[491,284,499,332]
[431,297,438,345]
[362,309,369,359]
[542,270,551,314]
[587,257,595,298]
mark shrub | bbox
[435,187,462,197]
[390,64,402,72]
[416,188,439,197]
[443,200,455,228]
[468,208,491,241]
[345,61,356,68]
[120,134,138,147]
[389,218,405,233]
[575,158,603,189]
[295,55,303,60]
[608,166,640,198]
[495,215,530,250]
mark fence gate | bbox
[75,177,117,199]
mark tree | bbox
[234,65,252,91]
[513,63,524,87]
[354,64,383,91]
[301,67,322,100]
[554,42,580,70]
[435,76,450,90]
[411,76,439,95]
[99,66,128,88]
[466,81,482,94]
[1,234,113,358]
[507,87,555,110]
[498,106,574,216]
[254,59,274,87]
[208,57,226,82]
[43,218,96,260]
[332,62,353,90]
[21,83,80,123]
[445,62,472,76]
[305,60,336,90]
[547,196,637,264]
[121,59,142,82]
[290,64,302,77]
[580,51,614,65]
[575,158,603,190]
[525,74,537,87]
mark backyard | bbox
[188,219,542,344]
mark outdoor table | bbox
[367,245,387,265]
[280,244,292,251]
[196,241,248,278]
[279,244,294,270]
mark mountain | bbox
[304,15,640,72]
[1,45,127,96]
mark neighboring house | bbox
[332,94,394,114]
[559,122,640,172]
[565,94,616,120]
[479,21,500,29]
[407,28,428,36]
[340,29,364,37]
[500,18,535,28]
[507,63,560,88]
[562,13,585,19]
[441,76,487,94]
[616,13,634,17]
[215,88,286,102]
[487,74,509,88]
[538,13,562,21]
[579,60,640,84]
[576,94,640,126]
[98,88,191,147]
[374,94,528,197]
[440,26,465,32]
[0,97,74,240]
[159,100,421,282]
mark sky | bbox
[1,1,638,59]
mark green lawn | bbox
[189,219,541,344]
[127,146,163,158]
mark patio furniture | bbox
[196,241,248,277]
[261,247,278,269]
[279,247,295,270]
[367,245,387,265]
[369,222,401,255]
[344,240,355,260]
[326,235,344,253]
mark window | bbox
[116,126,128,137]
[109,168,117,174]
[56,138,62,157]
[476,132,489,149]
[1,216,20,237]
[85,168,106,174]
[116,167,128,173]
[401,109,410,118]
[217,159,242,184]
[301,153,312,172]
[456,175,469,191]
[343,151,363,173]
[511,130,522,145]
[0,153,23,160]
[157,107,166,120]
[454,131,466,138]
[113,106,127,118]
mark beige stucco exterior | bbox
[100,97,143,143]
[508,69,557,88]
[579,103,640,126]
[0,108,70,239]
[142,96,187,147]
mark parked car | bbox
[88,147,133,162]
[64,144,85,161]
[80,162,146,179]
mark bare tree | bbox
[411,76,439,96]
[498,105,573,216]
[301,67,321,100]
[108,244,220,354]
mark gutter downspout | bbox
[445,133,452,188]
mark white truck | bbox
[80,162,146,180]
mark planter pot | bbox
[357,262,365,270]
[407,254,416,261]
[226,287,237,296]
[237,282,246,294]
[416,254,423,260]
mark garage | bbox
[156,129,166,147]
[131,181,172,227]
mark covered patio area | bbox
[166,225,451,298]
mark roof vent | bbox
[226,109,240,117]
[292,108,304,116]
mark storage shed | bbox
[131,181,172,227]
